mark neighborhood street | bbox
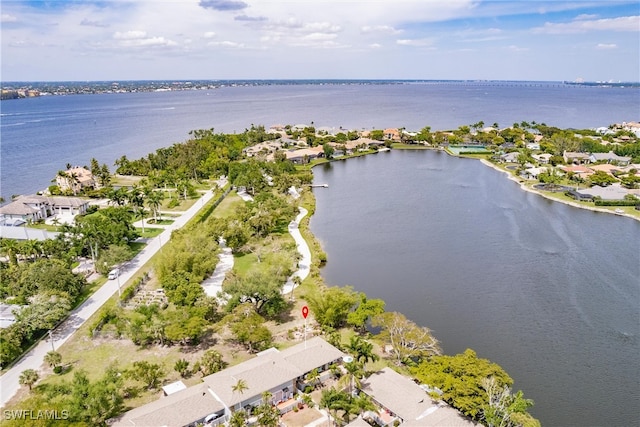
[0,190,215,408]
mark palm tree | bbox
[145,189,164,223]
[305,368,321,390]
[232,378,249,404]
[228,410,247,427]
[339,361,364,396]
[0,238,20,266]
[44,351,62,370]
[346,336,379,366]
[21,239,41,262]
[19,369,39,391]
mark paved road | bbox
[0,190,215,408]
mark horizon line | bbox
[2,78,639,85]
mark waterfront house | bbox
[359,368,476,426]
[383,128,401,141]
[577,183,633,201]
[284,146,324,164]
[521,167,546,180]
[56,166,95,193]
[500,152,519,163]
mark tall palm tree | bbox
[145,189,164,223]
[339,361,364,396]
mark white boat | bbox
[614,208,624,215]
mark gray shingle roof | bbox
[361,368,476,426]
[111,383,224,427]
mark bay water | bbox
[2,81,638,200]
[1,82,639,425]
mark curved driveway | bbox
[0,190,215,408]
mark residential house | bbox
[359,368,476,427]
[111,383,225,427]
[589,164,622,175]
[383,128,401,141]
[0,195,89,225]
[284,146,324,164]
[532,153,552,164]
[0,195,49,223]
[558,165,594,179]
[563,151,590,165]
[112,337,345,427]
[576,183,634,201]
[588,151,632,166]
[500,152,519,163]
[56,166,95,193]
[521,167,546,180]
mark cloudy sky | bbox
[1,0,638,82]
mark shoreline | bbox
[478,158,640,222]
[316,146,639,222]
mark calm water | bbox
[310,150,640,427]
[2,82,640,425]
[1,82,638,200]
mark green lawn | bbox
[136,227,164,238]
[210,192,243,218]
[25,222,61,232]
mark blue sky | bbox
[1,0,639,82]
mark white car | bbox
[107,268,120,280]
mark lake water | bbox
[310,150,640,427]
[2,82,640,425]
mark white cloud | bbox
[533,16,640,34]
[113,30,148,40]
[112,30,177,48]
[1,14,18,23]
[1,0,638,81]
[361,25,402,35]
[207,40,245,48]
[396,38,434,47]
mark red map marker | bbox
[302,306,309,319]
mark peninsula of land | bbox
[1,119,638,427]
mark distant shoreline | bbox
[477,158,640,222]
[2,79,638,100]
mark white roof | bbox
[162,380,187,396]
